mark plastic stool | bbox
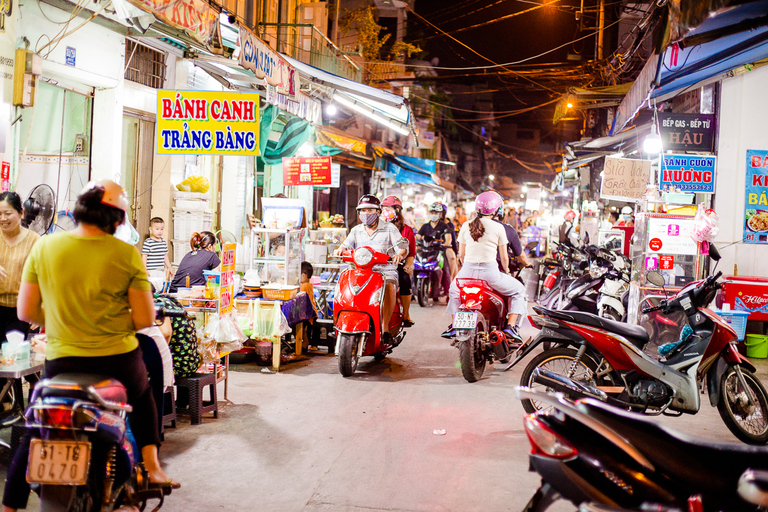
[162,385,176,430]
[175,373,218,425]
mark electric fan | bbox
[22,185,56,235]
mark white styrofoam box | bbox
[175,199,210,210]
[173,191,211,201]
[173,208,214,242]
[172,239,193,264]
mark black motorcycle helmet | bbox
[356,194,381,212]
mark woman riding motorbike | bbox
[3,180,177,512]
[442,191,527,343]
[381,195,415,327]
[333,195,408,342]
[417,202,456,293]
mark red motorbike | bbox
[450,277,522,382]
[508,245,768,444]
[334,247,405,377]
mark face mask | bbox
[429,214,440,222]
[360,212,379,227]
[380,208,397,223]
[622,215,630,221]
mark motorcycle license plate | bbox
[27,439,91,485]
[453,311,478,330]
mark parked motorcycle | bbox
[517,387,768,511]
[594,248,631,321]
[21,305,184,511]
[449,271,526,383]
[509,245,768,444]
[414,235,447,307]
[537,242,588,310]
[334,247,406,376]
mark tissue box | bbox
[305,241,327,264]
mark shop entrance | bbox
[120,112,155,234]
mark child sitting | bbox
[300,261,318,351]
[142,217,174,290]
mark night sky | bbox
[410,0,586,71]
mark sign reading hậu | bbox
[659,113,715,152]
[157,90,259,156]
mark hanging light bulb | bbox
[326,104,338,116]
[644,124,662,154]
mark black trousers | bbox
[2,345,161,509]
[397,265,412,296]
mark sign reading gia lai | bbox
[600,157,652,201]
[659,113,715,152]
[156,90,259,156]
[744,149,768,245]
[660,154,716,193]
[283,157,332,186]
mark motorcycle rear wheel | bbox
[717,366,768,444]
[459,328,486,383]
[338,333,360,377]
[520,347,600,414]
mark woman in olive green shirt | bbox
[3,181,177,512]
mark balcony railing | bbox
[258,23,361,82]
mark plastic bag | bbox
[176,176,210,193]
[197,328,219,364]
[250,300,290,343]
[692,204,719,243]
[203,313,247,354]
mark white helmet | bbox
[621,206,633,215]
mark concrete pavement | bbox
[2,303,765,511]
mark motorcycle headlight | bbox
[589,262,608,279]
[353,247,373,267]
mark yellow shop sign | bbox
[156,90,260,156]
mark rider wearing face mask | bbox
[334,195,408,341]
[381,196,416,327]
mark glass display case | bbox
[315,227,347,256]
[248,228,303,286]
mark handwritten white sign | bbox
[601,157,652,201]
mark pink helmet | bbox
[475,191,503,216]
[381,195,402,208]
[564,209,577,221]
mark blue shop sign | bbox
[65,47,76,67]
[660,154,716,193]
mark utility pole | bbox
[596,0,605,60]
[334,0,340,47]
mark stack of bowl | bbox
[243,284,261,299]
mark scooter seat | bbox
[577,398,768,499]
[539,307,649,349]
[37,374,128,404]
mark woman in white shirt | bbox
[443,191,527,342]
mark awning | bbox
[377,152,441,186]
[612,3,768,134]
[566,123,652,169]
[189,54,264,90]
[667,0,768,45]
[554,83,633,124]
[283,54,406,108]
[315,126,367,155]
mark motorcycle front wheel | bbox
[520,347,600,414]
[338,333,360,377]
[417,278,430,308]
[718,366,768,444]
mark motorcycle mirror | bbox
[646,271,666,288]
[709,243,721,262]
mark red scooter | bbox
[450,278,522,382]
[334,247,406,377]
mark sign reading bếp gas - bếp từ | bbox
[157,90,259,156]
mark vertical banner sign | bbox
[283,156,332,186]
[157,90,259,156]
[744,149,768,244]
[601,157,652,201]
[525,185,541,211]
[219,243,237,314]
[238,27,298,98]
[1,161,8,192]
[660,154,716,193]
[659,113,716,152]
